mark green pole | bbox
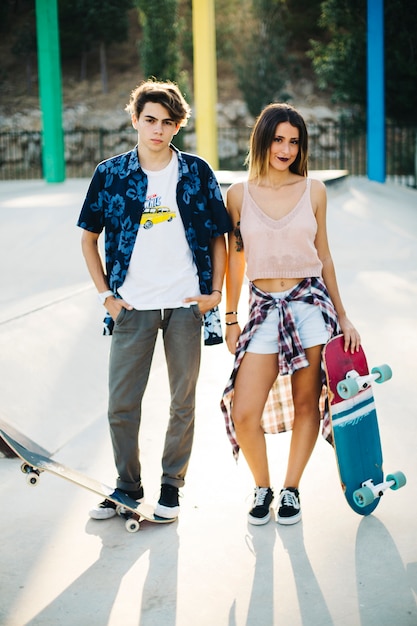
[35,0,65,182]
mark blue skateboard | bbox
[323,335,406,515]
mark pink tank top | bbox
[240,178,323,281]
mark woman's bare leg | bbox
[232,352,279,486]
[282,345,324,488]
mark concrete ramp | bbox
[0,176,416,626]
[0,179,111,452]
[0,288,110,453]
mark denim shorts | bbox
[246,289,329,354]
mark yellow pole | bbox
[192,0,219,168]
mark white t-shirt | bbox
[118,152,200,309]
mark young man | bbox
[78,79,231,519]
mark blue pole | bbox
[367,0,385,182]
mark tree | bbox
[11,9,37,95]
[135,0,181,82]
[234,0,292,117]
[88,0,134,93]
[59,0,133,91]
[308,0,367,115]
[308,0,417,123]
[0,0,15,34]
[384,1,417,124]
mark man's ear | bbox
[131,114,139,130]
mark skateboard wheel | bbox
[371,364,392,383]
[337,377,359,399]
[353,485,374,507]
[125,519,140,533]
[26,472,39,486]
[387,471,406,490]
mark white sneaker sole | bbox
[154,502,179,519]
[248,513,271,526]
[89,507,117,520]
[276,510,302,525]
[248,510,271,525]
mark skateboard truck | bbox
[353,472,407,508]
[20,462,41,486]
[115,505,141,533]
[337,364,392,399]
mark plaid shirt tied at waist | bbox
[220,277,340,458]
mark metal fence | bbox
[212,120,369,175]
[0,122,416,187]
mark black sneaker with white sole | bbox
[276,487,301,525]
[154,484,180,519]
[248,486,274,525]
[89,485,144,520]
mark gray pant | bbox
[108,306,202,493]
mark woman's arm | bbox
[311,180,361,352]
[225,183,246,354]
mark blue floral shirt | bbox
[77,145,232,345]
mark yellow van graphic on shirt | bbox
[140,206,176,229]
[140,194,176,229]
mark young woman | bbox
[221,103,360,525]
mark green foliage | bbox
[309,0,417,123]
[214,0,247,60]
[3,0,417,125]
[384,1,417,123]
[10,6,37,95]
[235,0,292,117]
[11,10,37,58]
[308,0,366,108]
[284,0,323,54]
[58,0,90,60]
[59,0,133,59]
[135,0,181,82]
[58,0,133,90]
[178,0,193,65]
[0,0,14,33]
[0,0,33,34]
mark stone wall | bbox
[0,98,343,178]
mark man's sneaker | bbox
[154,484,180,519]
[276,487,301,525]
[89,485,144,520]
[248,486,274,525]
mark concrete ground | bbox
[0,173,416,626]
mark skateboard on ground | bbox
[0,427,175,533]
[0,417,51,458]
[323,334,406,515]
